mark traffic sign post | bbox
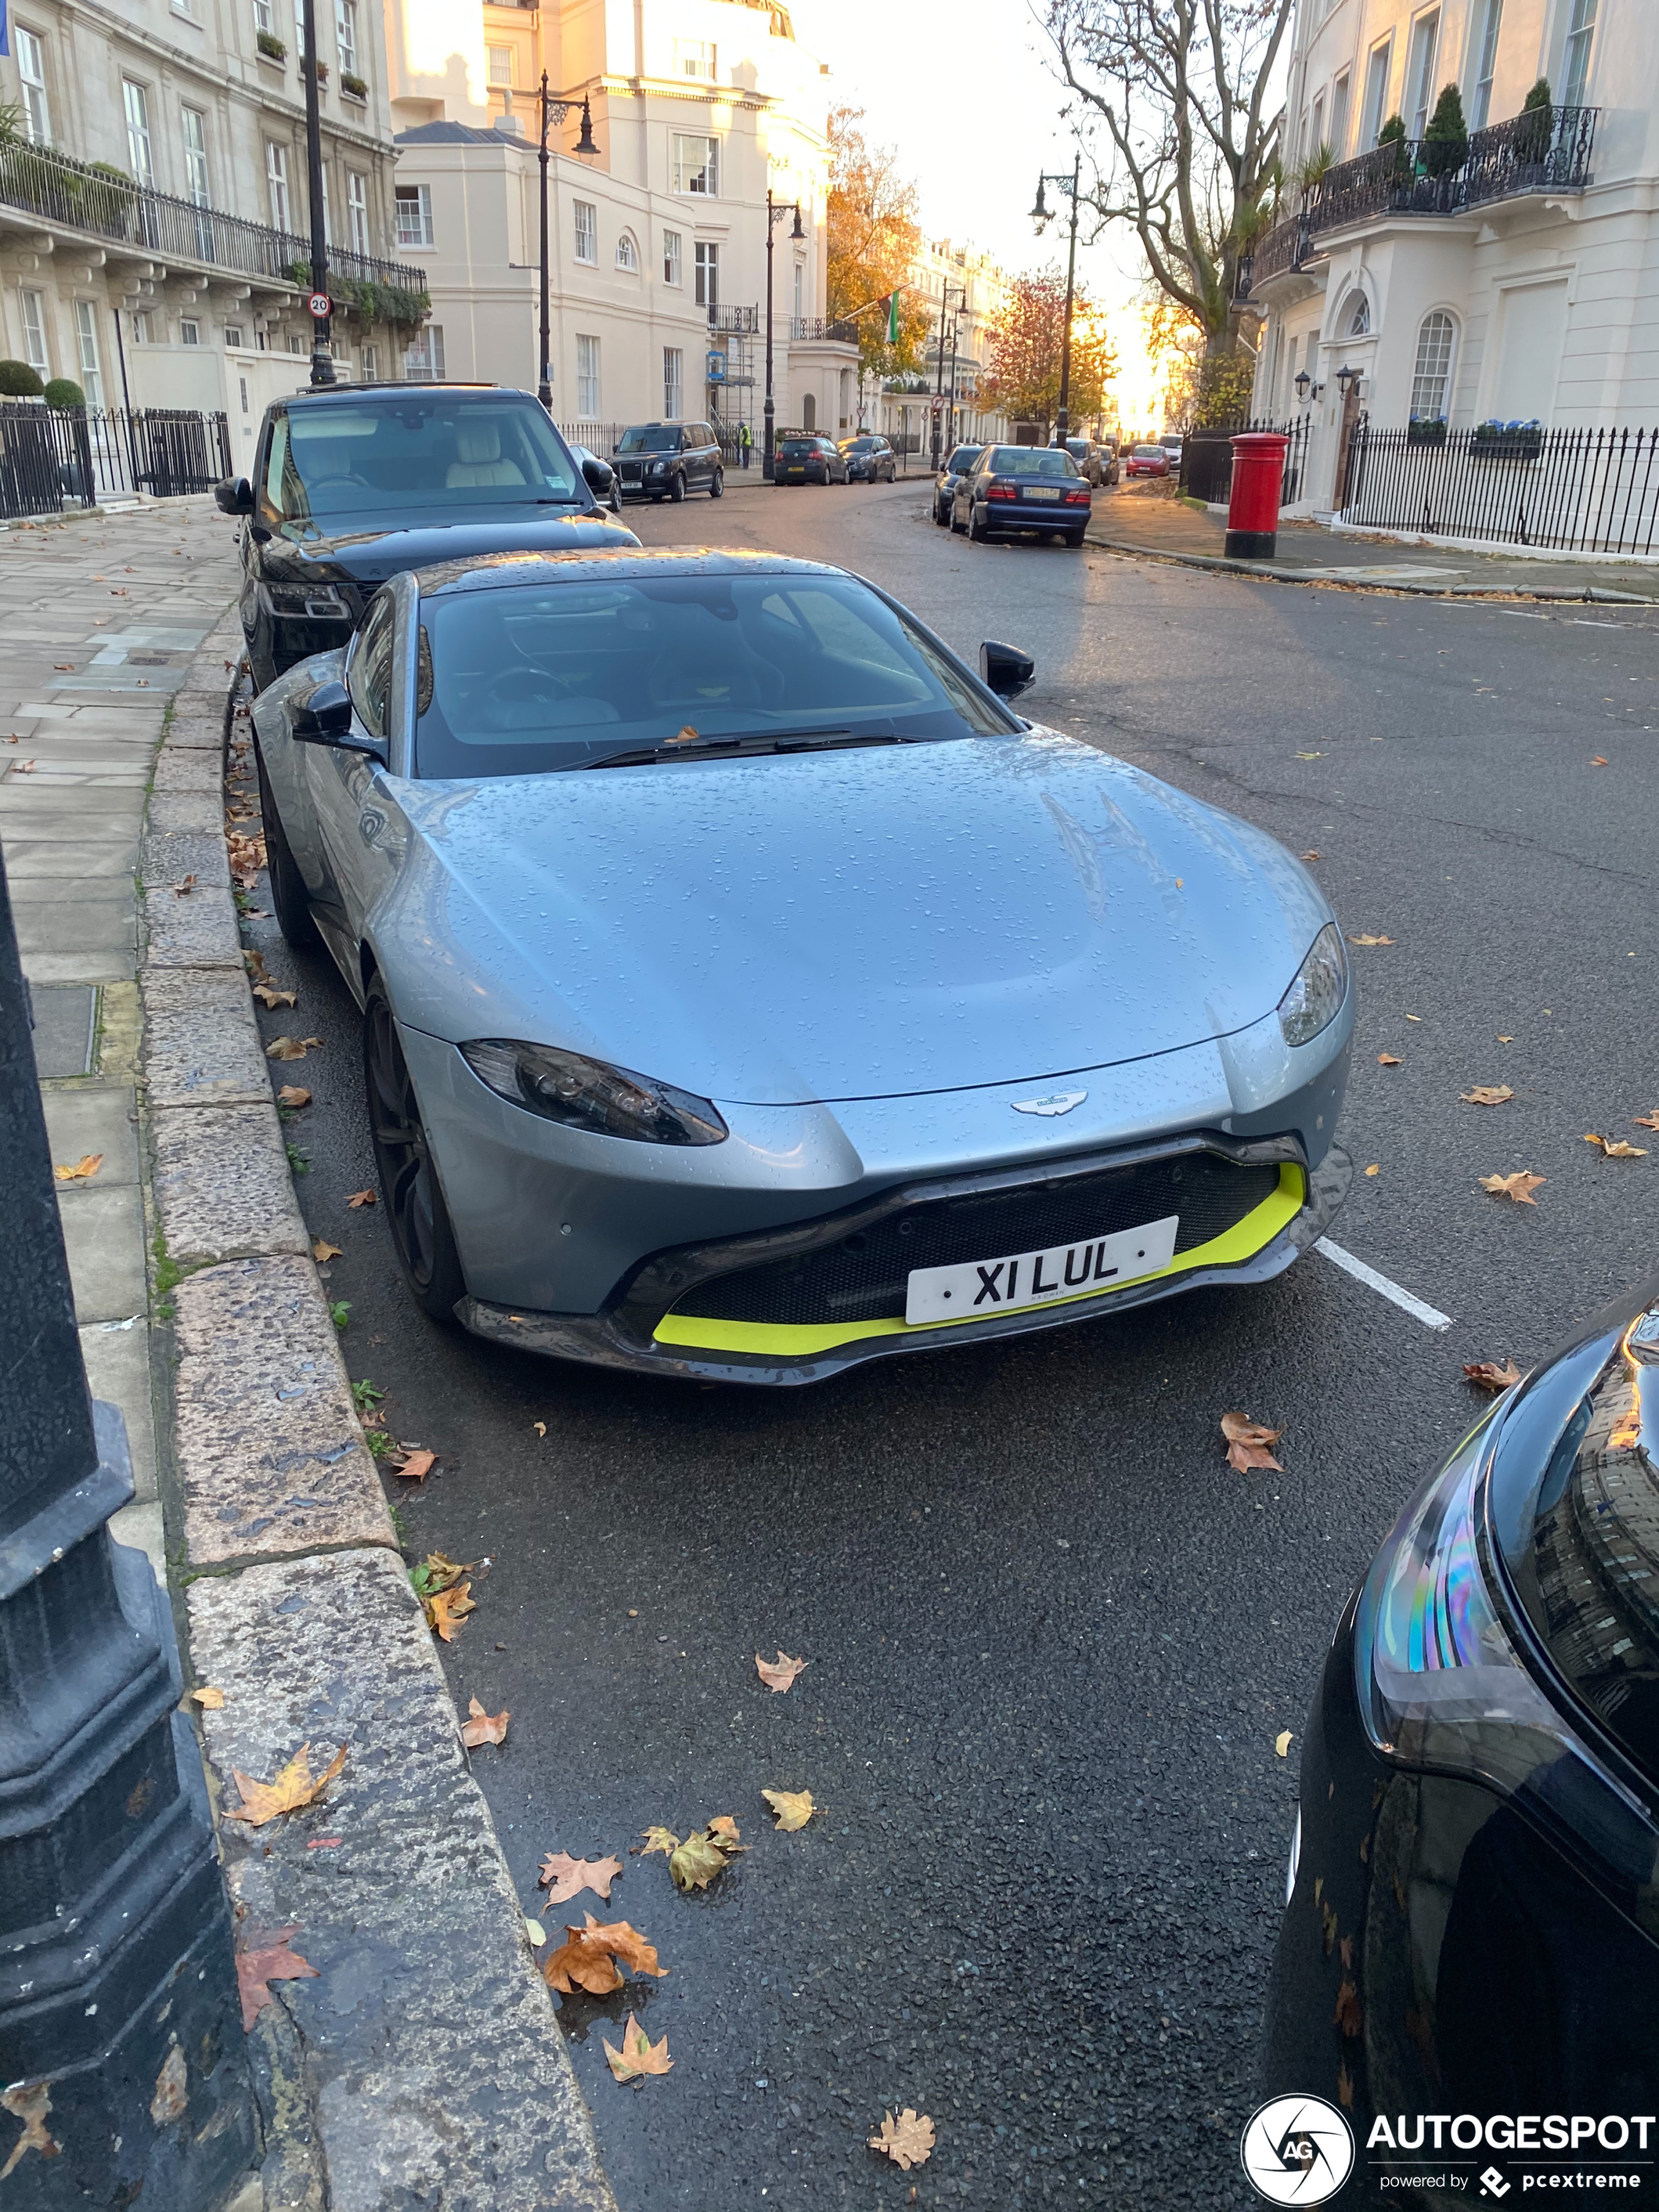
[308,291,332,322]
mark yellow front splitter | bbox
[654,1161,1306,1360]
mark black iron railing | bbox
[0,139,427,300]
[708,304,758,334]
[1237,104,1596,295]
[1178,416,1311,507]
[0,402,232,518]
[790,316,860,344]
[1340,417,1659,555]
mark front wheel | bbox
[669,472,686,504]
[255,740,320,950]
[949,507,966,536]
[363,984,466,1324]
[709,467,724,499]
[933,500,948,527]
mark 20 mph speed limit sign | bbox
[308,292,332,320]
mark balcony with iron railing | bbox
[0,138,428,312]
[1236,102,1597,297]
[789,315,860,344]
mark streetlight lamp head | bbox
[1294,369,1312,400]
[575,94,598,157]
[1030,177,1049,223]
[790,202,805,241]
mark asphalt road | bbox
[237,474,1659,2209]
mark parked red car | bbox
[1125,443,1171,479]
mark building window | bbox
[486,44,513,87]
[74,300,105,405]
[335,0,358,76]
[1469,0,1502,129]
[1562,0,1596,108]
[674,38,715,79]
[663,345,683,417]
[19,289,49,373]
[395,182,433,247]
[1410,310,1455,419]
[122,80,155,187]
[130,310,157,344]
[347,171,368,256]
[319,168,332,246]
[1345,293,1370,336]
[404,324,445,378]
[14,27,50,146]
[662,229,681,285]
[694,240,718,308]
[671,133,718,195]
[181,317,201,345]
[1361,38,1391,147]
[361,342,378,379]
[801,392,815,432]
[1330,71,1350,157]
[575,333,600,415]
[266,142,292,231]
[253,0,275,30]
[181,106,210,204]
[573,199,596,263]
[1406,10,1440,139]
[225,323,245,347]
[793,261,803,321]
[616,230,638,272]
[286,330,302,353]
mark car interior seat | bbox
[446,423,528,489]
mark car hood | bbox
[378,728,1332,1106]
[261,509,639,592]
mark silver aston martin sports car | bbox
[252,548,1354,1385]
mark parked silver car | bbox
[253,547,1354,1385]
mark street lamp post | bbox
[762,187,804,482]
[300,0,333,385]
[929,281,965,470]
[1031,153,1083,443]
[536,78,598,411]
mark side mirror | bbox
[980,641,1035,701]
[214,475,253,517]
[579,453,613,494]
[292,678,377,752]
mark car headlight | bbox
[647,460,666,474]
[1355,1412,1656,1886]
[266,581,352,620]
[460,1039,728,1146]
[1277,922,1347,1046]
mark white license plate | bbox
[904,1214,1180,1325]
[1025,485,1061,502]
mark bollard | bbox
[1224,430,1292,560]
[0,846,255,2207]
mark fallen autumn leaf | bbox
[604,2013,673,2083]
[1460,1085,1514,1106]
[460,1697,509,1749]
[637,1825,679,1857]
[345,1188,376,1208]
[1364,1163,1381,1177]
[1464,1359,1523,1392]
[1347,933,1395,946]
[755,1650,809,1693]
[251,983,298,1009]
[53,1153,103,1182]
[540,1851,623,1904]
[393,1448,436,1482]
[188,1685,225,1710]
[1275,1730,1293,1757]
[1377,1053,1402,1066]
[1634,1113,1659,1132]
[669,1823,747,1891]
[541,1915,666,1995]
[1221,1411,1283,1473]
[762,1787,817,1832]
[1586,1133,1647,1159]
[425,1582,475,1642]
[312,1239,343,1262]
[869,2109,935,2172]
[225,1742,347,1827]
[235,1925,318,2032]
[1479,1170,1545,1204]
[276,1085,312,1109]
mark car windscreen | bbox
[1133,445,1166,457]
[268,400,583,525]
[617,425,681,453]
[842,438,875,452]
[412,573,1015,778]
[779,440,819,456]
[984,447,1074,478]
[945,447,982,474]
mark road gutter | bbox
[139,634,618,2211]
[1081,526,1654,604]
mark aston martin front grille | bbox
[669,1152,1283,1329]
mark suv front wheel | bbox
[669,472,686,503]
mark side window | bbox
[262,413,290,519]
[349,594,396,739]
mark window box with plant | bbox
[1407,415,1448,446]
[340,71,368,101]
[304,58,329,84]
[1472,418,1543,460]
[257,29,285,61]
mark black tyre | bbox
[969,503,990,543]
[933,501,948,527]
[1066,529,1086,548]
[950,506,967,535]
[363,984,466,1323]
[669,472,686,503]
[709,467,724,499]
[254,739,320,950]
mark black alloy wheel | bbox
[669,472,686,503]
[363,984,465,1322]
[709,467,724,498]
[254,739,320,949]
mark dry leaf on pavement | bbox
[346,1188,377,1208]
[1634,1112,1659,1132]
[235,1925,318,2032]
[426,1582,475,1642]
[0,2081,57,2166]
[604,2013,673,2083]
[1591,755,1609,767]
[1585,1133,1647,1158]
[277,1085,311,1108]
[762,1787,818,1832]
[225,1742,347,1827]
[708,1815,740,1842]
[263,1035,323,1061]
[460,1697,509,1748]
[1364,1163,1381,1177]
[1301,850,1321,861]
[637,1825,680,1857]
[1460,1085,1514,1106]
[669,1823,747,1891]
[53,1153,103,1182]
[189,1685,225,1709]
[312,1239,343,1262]
[1377,1053,1402,1066]
[755,1650,809,1693]
[541,1914,666,1996]
[252,983,298,1008]
[869,2109,935,2172]
[540,1851,624,1904]
[1479,1170,1545,1204]
[1275,1730,1293,1757]
[1334,1979,1363,2037]
[393,1447,436,1481]
[1347,933,1395,946]
[1221,1411,1283,1473]
[1464,1359,1523,1392]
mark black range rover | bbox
[216,381,637,690]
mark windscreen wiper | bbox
[573,726,907,770]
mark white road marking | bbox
[1315,1238,1453,1331]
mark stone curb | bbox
[1082,526,1656,604]
[135,625,619,2209]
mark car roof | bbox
[413,547,846,599]
[285,380,502,406]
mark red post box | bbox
[1225,430,1291,560]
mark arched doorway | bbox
[801,393,816,432]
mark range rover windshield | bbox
[265,398,584,526]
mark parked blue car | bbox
[952,443,1093,547]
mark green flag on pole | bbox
[886,290,901,344]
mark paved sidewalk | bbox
[1087,483,1659,601]
[0,495,239,1578]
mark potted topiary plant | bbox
[1516,78,1552,163]
[0,359,45,398]
[1376,113,1411,192]
[1423,84,1468,179]
[43,376,85,409]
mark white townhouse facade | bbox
[380,0,858,443]
[1246,0,1659,512]
[0,0,423,466]
[873,234,1014,456]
